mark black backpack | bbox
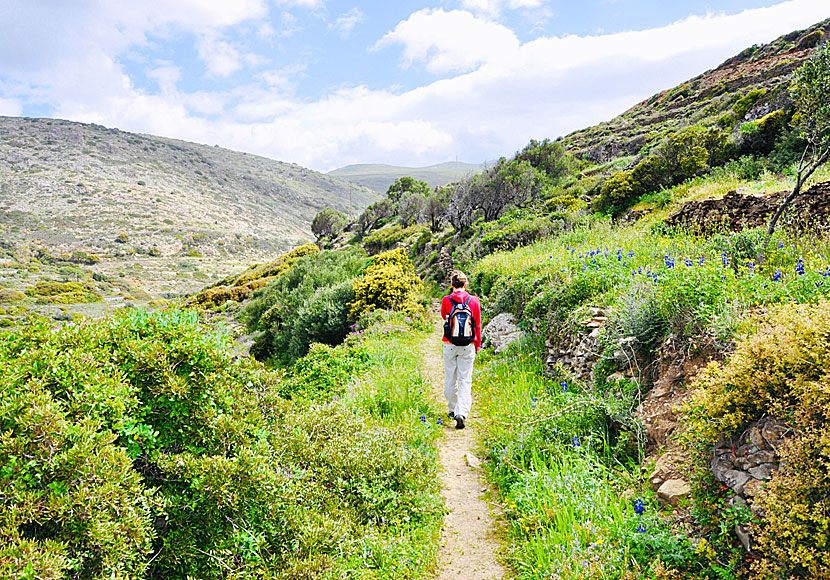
[444,296,476,346]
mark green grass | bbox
[473,343,701,579]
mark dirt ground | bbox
[419,322,509,580]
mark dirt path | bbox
[419,320,509,580]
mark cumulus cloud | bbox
[196,35,243,77]
[374,9,520,74]
[1,0,829,173]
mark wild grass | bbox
[473,343,701,579]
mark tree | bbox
[311,207,348,240]
[761,42,830,259]
[357,199,395,234]
[397,190,428,226]
[385,176,431,204]
[446,177,477,232]
[423,186,451,232]
[515,138,573,181]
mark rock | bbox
[735,524,753,552]
[711,458,753,495]
[657,479,691,506]
[482,313,523,354]
[465,453,481,469]
[748,426,765,449]
[606,372,625,382]
[748,464,774,481]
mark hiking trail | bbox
[419,319,508,580]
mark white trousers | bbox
[443,343,476,419]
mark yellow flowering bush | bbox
[348,248,425,320]
[683,300,830,578]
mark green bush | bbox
[0,308,443,579]
[733,88,767,120]
[24,281,102,304]
[246,247,369,364]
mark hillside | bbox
[562,18,830,163]
[329,161,483,193]
[0,117,379,302]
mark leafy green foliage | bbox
[311,207,348,240]
[246,246,369,363]
[348,248,425,321]
[594,126,733,216]
[0,308,443,579]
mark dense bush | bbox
[594,125,733,216]
[246,247,369,363]
[24,280,102,304]
[348,248,425,321]
[0,308,443,579]
[193,243,319,308]
[682,300,830,578]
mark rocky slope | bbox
[0,117,379,302]
[563,19,830,163]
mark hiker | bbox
[442,270,481,430]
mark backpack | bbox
[444,296,476,346]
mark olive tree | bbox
[311,207,348,240]
[762,42,830,258]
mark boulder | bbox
[657,479,691,506]
[483,313,523,354]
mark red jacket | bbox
[441,290,482,351]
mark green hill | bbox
[328,161,483,194]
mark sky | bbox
[0,1,828,172]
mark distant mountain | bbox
[0,116,379,299]
[329,161,484,194]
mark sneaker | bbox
[455,415,465,430]
[448,411,455,419]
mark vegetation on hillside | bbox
[3,18,830,580]
[0,308,442,579]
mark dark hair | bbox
[450,270,468,289]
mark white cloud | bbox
[0,98,22,117]
[196,35,243,77]
[460,0,545,18]
[147,64,181,93]
[330,8,364,38]
[1,0,829,173]
[374,9,520,74]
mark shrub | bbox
[0,288,25,302]
[733,88,767,120]
[348,248,425,321]
[363,223,426,254]
[281,342,371,399]
[246,247,369,363]
[682,300,830,577]
[24,281,102,304]
[0,308,443,579]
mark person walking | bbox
[441,270,481,430]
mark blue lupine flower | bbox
[560,380,568,393]
[773,268,782,281]
[796,259,805,275]
[572,435,580,448]
[636,525,647,533]
[747,261,756,274]
[684,258,693,267]
[419,415,426,423]
[778,241,784,249]
[437,418,443,425]
[633,499,645,515]
[698,256,705,266]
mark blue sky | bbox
[0,1,827,171]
